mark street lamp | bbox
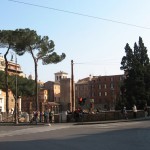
[11,52,18,124]
[15,53,18,124]
[111,87,115,110]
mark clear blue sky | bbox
[1,0,150,82]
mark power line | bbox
[74,61,121,65]
[8,0,150,30]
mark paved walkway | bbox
[0,116,150,126]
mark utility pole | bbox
[71,60,75,112]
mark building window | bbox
[99,84,101,89]
[104,92,107,96]
[120,76,123,81]
[92,92,95,97]
[59,76,61,80]
[110,83,114,89]
[111,77,113,81]
[104,84,107,89]
[99,92,101,96]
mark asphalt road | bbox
[0,120,150,150]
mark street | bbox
[0,120,150,150]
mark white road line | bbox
[93,121,142,128]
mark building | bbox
[44,71,75,112]
[75,74,124,111]
[0,89,15,113]
[43,71,68,112]
[75,76,92,109]
[0,55,25,77]
[0,56,5,71]
[90,74,124,110]
[0,89,5,113]
[55,71,68,83]
[0,55,25,113]
[60,78,72,111]
[44,81,60,102]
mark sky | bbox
[1,0,150,82]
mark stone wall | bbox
[67,110,146,122]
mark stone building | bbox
[90,74,124,110]
[0,55,25,77]
[75,74,124,111]
[60,78,72,111]
[75,76,92,109]
[55,71,68,83]
[44,81,60,103]
[0,89,17,113]
[0,56,23,113]
[44,71,75,112]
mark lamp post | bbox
[111,87,115,110]
[11,52,18,124]
[15,53,18,124]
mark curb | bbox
[0,117,150,126]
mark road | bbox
[0,120,150,150]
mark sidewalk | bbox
[75,117,150,125]
[0,116,150,126]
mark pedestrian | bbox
[123,107,128,119]
[34,111,38,124]
[40,112,43,122]
[133,105,137,118]
[144,104,148,118]
[49,110,53,123]
[44,111,47,123]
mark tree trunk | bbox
[35,61,38,111]
[30,49,39,112]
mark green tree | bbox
[0,70,35,98]
[14,28,66,111]
[120,37,150,109]
[0,70,5,89]
[0,30,18,114]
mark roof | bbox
[55,71,68,75]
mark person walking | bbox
[133,105,137,118]
[34,111,38,124]
[144,104,148,118]
[49,110,53,123]
[123,107,128,119]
